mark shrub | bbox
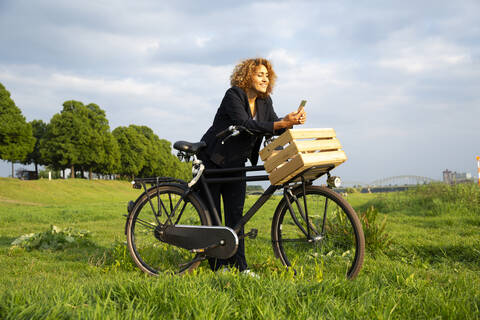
[365,183,480,216]
[11,225,93,251]
[100,241,137,272]
[345,187,357,194]
[358,205,392,254]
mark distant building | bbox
[443,169,472,184]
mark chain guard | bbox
[154,224,238,259]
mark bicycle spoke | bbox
[158,196,174,225]
[157,187,162,217]
[168,195,187,225]
[174,201,188,225]
[169,192,174,215]
[285,192,310,238]
[293,197,320,236]
[274,238,309,243]
[321,197,329,234]
[134,217,157,230]
[273,186,365,279]
[127,184,211,275]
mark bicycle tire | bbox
[271,185,365,279]
[126,184,212,275]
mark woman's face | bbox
[251,64,269,94]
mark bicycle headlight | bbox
[327,176,341,188]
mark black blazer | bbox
[200,86,284,167]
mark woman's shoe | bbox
[240,269,259,278]
[216,267,230,274]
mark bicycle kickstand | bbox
[178,254,207,273]
[178,239,227,273]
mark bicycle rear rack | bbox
[282,164,335,187]
[132,177,187,189]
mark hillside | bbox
[0,178,138,205]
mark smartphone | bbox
[297,100,307,112]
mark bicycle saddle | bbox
[173,141,207,154]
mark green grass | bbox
[0,178,479,319]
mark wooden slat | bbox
[259,130,293,161]
[301,150,347,166]
[264,139,343,172]
[289,128,336,140]
[270,150,347,185]
[264,143,298,172]
[268,154,304,185]
[295,138,342,152]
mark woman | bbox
[199,58,306,273]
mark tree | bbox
[90,127,120,177]
[0,83,35,177]
[41,100,118,178]
[112,125,149,179]
[23,119,48,174]
[80,103,119,179]
[41,102,83,178]
[113,124,190,180]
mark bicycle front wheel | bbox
[126,184,211,275]
[271,186,364,279]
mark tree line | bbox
[0,82,191,180]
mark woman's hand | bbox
[273,109,307,130]
[295,108,307,125]
[284,109,307,126]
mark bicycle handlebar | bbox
[216,125,258,145]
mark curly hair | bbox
[230,58,277,98]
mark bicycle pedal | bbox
[246,228,258,239]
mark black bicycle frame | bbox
[198,163,334,234]
[199,165,280,230]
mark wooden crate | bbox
[260,128,347,185]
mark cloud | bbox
[1,0,479,181]
[0,62,232,142]
[377,29,472,73]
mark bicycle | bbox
[124,126,365,279]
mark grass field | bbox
[0,178,479,319]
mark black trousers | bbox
[199,157,248,271]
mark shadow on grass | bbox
[50,243,106,262]
[51,242,138,272]
[3,231,135,271]
[413,244,480,266]
[0,236,16,247]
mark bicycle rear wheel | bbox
[126,184,211,275]
[271,185,364,279]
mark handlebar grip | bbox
[222,135,233,144]
[216,125,259,140]
[216,127,232,138]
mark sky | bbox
[1,0,479,185]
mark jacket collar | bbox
[233,86,266,120]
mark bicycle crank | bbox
[154,225,239,259]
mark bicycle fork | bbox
[283,182,324,243]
